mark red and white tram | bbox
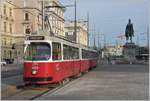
[23,35,98,84]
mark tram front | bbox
[24,40,53,84]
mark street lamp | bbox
[12,43,25,64]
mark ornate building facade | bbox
[44,0,65,37]
[1,0,65,63]
[65,21,88,46]
[0,0,15,62]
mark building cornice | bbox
[14,7,41,12]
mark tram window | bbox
[71,47,79,59]
[24,42,51,61]
[73,47,79,59]
[63,45,79,60]
[82,49,87,59]
[63,45,70,60]
[52,42,61,60]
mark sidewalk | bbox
[37,64,149,100]
[99,58,149,65]
[1,64,23,72]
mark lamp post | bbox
[12,43,18,64]
[12,43,24,64]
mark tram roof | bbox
[25,32,97,52]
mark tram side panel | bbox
[24,61,73,84]
[80,59,89,73]
[24,62,55,84]
[49,62,64,83]
[73,60,81,76]
[62,61,74,78]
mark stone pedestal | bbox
[123,42,137,62]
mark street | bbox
[37,63,149,100]
[1,0,149,100]
[1,62,149,100]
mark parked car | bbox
[0,61,7,66]
[3,59,14,64]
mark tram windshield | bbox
[24,42,51,61]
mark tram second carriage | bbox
[23,36,98,84]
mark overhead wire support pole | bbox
[87,12,89,47]
[104,34,106,49]
[74,0,77,44]
[98,32,100,49]
[147,27,149,48]
[41,0,44,30]
[93,24,96,49]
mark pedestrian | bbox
[107,57,110,64]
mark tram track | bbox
[4,79,73,100]
[3,71,87,100]
[2,67,96,100]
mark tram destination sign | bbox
[28,36,45,40]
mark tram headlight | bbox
[32,70,37,75]
[32,63,38,75]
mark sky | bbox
[60,0,149,47]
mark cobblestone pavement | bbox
[1,64,23,72]
[1,64,23,78]
[37,64,149,100]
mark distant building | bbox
[104,45,124,57]
[135,46,149,60]
[65,21,88,46]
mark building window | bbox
[10,23,12,33]
[4,50,6,58]
[2,39,4,45]
[4,38,6,45]
[10,39,12,45]
[9,50,12,58]
[25,13,29,20]
[37,15,40,22]
[9,8,12,16]
[4,5,6,15]
[4,22,7,32]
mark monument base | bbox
[123,42,138,62]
